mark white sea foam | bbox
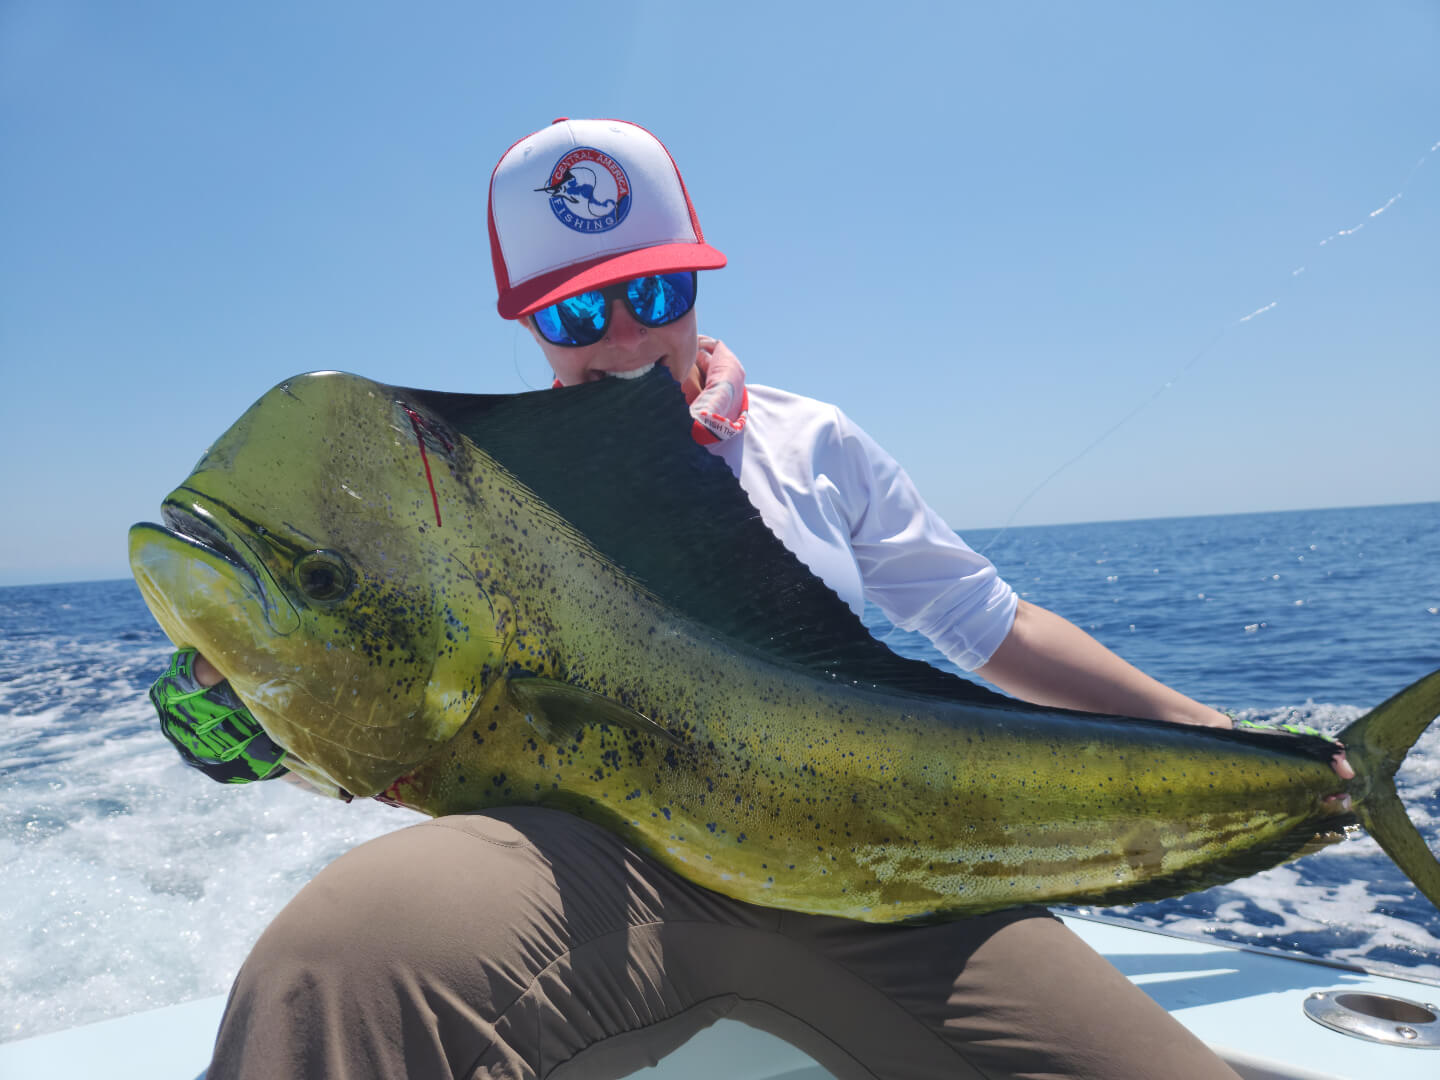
[3,769,410,1041]
[1145,865,1440,982]
[1,678,412,1041]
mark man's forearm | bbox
[975,600,1232,728]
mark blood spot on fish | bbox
[400,406,452,528]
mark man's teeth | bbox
[606,362,658,380]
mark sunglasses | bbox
[531,272,698,348]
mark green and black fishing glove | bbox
[150,648,289,783]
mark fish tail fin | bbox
[1354,777,1440,910]
[1339,667,1440,910]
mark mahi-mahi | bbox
[128,370,1440,922]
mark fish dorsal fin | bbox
[404,371,1016,708]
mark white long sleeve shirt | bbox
[709,384,1017,672]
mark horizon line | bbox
[3,498,1434,590]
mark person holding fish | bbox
[158,119,1368,1080]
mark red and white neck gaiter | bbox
[686,336,749,446]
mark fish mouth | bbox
[160,503,255,581]
[130,493,300,636]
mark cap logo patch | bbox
[534,147,632,234]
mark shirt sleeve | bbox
[826,408,1018,671]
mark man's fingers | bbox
[192,653,224,688]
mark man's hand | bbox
[150,649,289,783]
[192,651,224,688]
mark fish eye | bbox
[294,550,354,602]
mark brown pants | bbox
[208,808,1239,1080]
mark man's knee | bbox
[240,814,583,994]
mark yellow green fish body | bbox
[129,371,1440,922]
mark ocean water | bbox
[2,502,1438,1043]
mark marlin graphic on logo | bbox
[535,166,616,216]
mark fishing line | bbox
[980,137,1440,557]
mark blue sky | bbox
[2,1,1437,585]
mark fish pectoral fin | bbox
[506,677,685,748]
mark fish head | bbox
[129,371,511,796]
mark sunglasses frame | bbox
[530,272,699,348]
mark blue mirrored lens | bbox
[626,273,697,327]
[532,273,698,346]
[534,290,607,346]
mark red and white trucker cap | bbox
[488,118,727,319]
